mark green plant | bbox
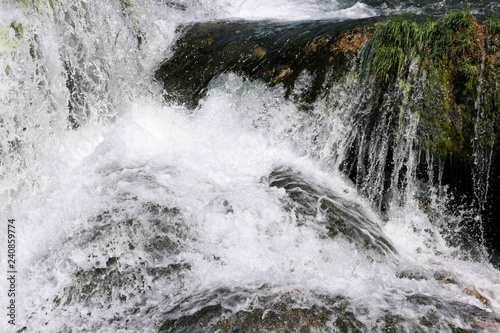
[485,16,500,34]
[369,15,423,80]
[364,10,489,159]
[460,61,478,79]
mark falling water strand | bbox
[471,49,491,247]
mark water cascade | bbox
[1,0,500,332]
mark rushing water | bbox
[1,0,500,332]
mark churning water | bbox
[1,0,500,332]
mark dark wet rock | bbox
[158,289,362,333]
[433,271,460,285]
[52,175,191,309]
[396,269,460,285]
[155,18,378,109]
[157,288,500,333]
[144,234,181,256]
[54,260,190,307]
[81,200,188,264]
[268,166,397,257]
[405,294,500,332]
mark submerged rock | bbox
[49,188,191,310]
[158,290,343,333]
[268,166,397,258]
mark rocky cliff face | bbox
[155,12,500,266]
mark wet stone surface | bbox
[51,180,192,309]
[157,288,500,333]
[268,166,397,258]
[155,18,377,108]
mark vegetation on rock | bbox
[364,11,500,159]
[353,11,500,259]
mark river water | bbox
[1,0,500,332]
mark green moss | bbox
[369,11,480,78]
[0,25,16,53]
[485,16,500,34]
[119,0,133,9]
[435,10,473,29]
[432,17,478,64]
[365,10,489,159]
[19,0,44,10]
[368,15,424,80]
[459,61,478,79]
[19,0,33,8]
[477,86,500,148]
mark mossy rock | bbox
[364,11,500,159]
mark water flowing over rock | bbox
[155,12,500,265]
[157,287,500,333]
[268,166,397,258]
[155,18,377,109]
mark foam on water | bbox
[213,0,376,21]
[146,0,378,22]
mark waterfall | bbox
[1,1,500,332]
